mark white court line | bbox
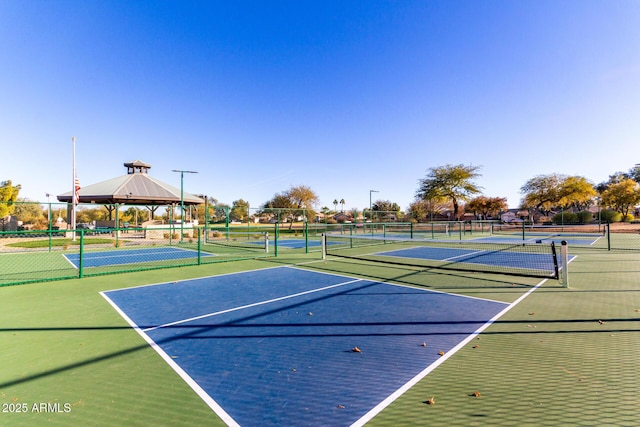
[351,276,549,427]
[100,291,241,427]
[81,247,200,261]
[142,277,364,332]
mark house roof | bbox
[57,161,204,206]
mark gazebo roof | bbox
[57,161,204,206]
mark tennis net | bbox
[205,229,269,251]
[491,223,605,239]
[322,233,560,279]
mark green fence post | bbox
[78,229,84,279]
[305,221,309,253]
[522,221,526,241]
[350,223,354,248]
[607,222,611,251]
[197,227,202,265]
[169,206,173,246]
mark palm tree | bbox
[340,198,345,212]
[333,199,338,213]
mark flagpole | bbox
[72,136,77,241]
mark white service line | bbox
[142,277,364,332]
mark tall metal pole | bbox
[71,136,77,241]
[46,193,52,231]
[172,169,198,242]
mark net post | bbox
[305,221,309,253]
[274,225,279,256]
[606,222,610,251]
[321,233,326,260]
[522,221,525,241]
[78,228,84,278]
[197,227,202,265]
[560,240,569,288]
[265,232,269,254]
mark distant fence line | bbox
[1,221,637,287]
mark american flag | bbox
[74,177,81,204]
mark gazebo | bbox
[57,160,204,222]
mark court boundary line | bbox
[369,245,555,274]
[351,276,549,427]
[63,246,213,269]
[100,290,241,427]
[101,264,529,425]
[141,276,365,333]
[286,264,512,305]
[101,264,287,294]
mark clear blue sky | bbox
[2,1,639,211]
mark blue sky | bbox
[2,1,639,211]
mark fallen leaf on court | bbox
[352,347,361,353]
[473,391,481,397]
[427,396,435,405]
[438,351,445,356]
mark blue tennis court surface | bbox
[64,247,211,268]
[102,266,511,426]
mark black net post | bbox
[560,240,569,287]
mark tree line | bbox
[3,163,640,229]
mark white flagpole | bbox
[72,136,77,241]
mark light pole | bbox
[369,190,379,223]
[172,169,198,242]
[596,196,602,232]
[46,193,52,231]
[71,136,77,241]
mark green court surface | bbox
[1,245,639,426]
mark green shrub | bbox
[622,214,635,222]
[552,212,578,224]
[576,211,594,224]
[599,209,622,223]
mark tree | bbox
[262,185,319,228]
[230,199,250,222]
[332,199,338,213]
[465,196,507,219]
[0,180,21,230]
[372,200,401,220]
[557,176,597,210]
[76,206,110,224]
[520,174,564,216]
[628,165,640,183]
[286,185,319,226]
[521,174,596,215]
[339,198,345,212]
[13,199,46,228]
[601,179,640,220]
[416,164,482,219]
